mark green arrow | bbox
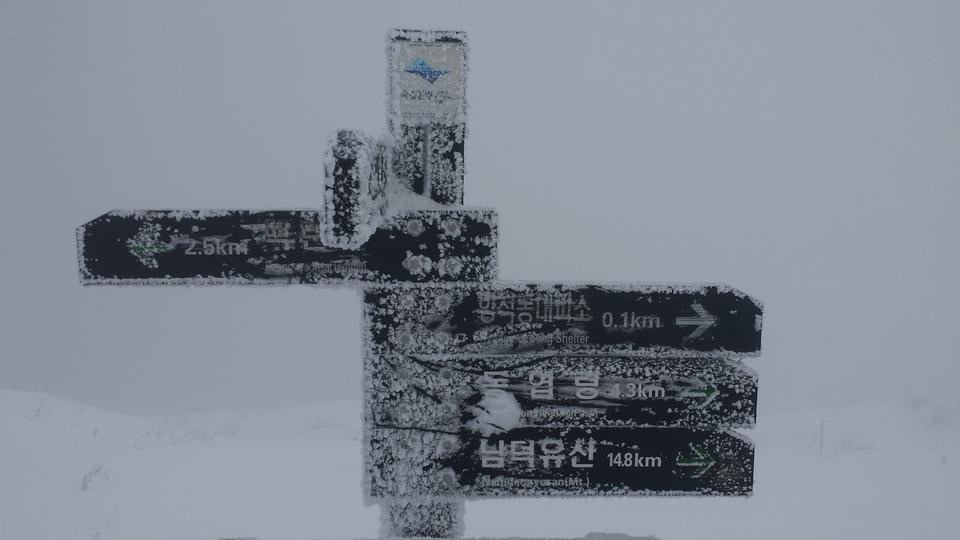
[668,378,719,408]
[126,223,172,269]
[676,443,715,478]
[681,382,719,409]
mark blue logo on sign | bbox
[404,58,449,84]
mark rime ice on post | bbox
[321,129,388,249]
[388,29,468,205]
[366,536,660,540]
[380,500,465,538]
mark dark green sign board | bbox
[78,209,497,285]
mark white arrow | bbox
[675,303,717,340]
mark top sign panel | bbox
[389,29,467,125]
[364,283,763,358]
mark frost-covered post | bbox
[380,500,465,539]
[379,29,472,538]
[387,29,468,205]
[321,129,389,249]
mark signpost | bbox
[366,426,754,500]
[365,355,757,431]
[78,209,497,285]
[363,283,763,358]
[77,28,766,539]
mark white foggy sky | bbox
[1,1,958,415]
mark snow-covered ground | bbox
[2,389,958,540]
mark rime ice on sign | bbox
[321,129,389,249]
[364,354,758,431]
[363,283,763,358]
[78,209,498,285]
[388,29,467,205]
[365,426,754,501]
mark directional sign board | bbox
[365,355,757,431]
[365,426,754,500]
[78,209,497,285]
[364,283,763,358]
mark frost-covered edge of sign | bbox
[366,280,761,301]
[321,130,388,249]
[389,29,469,43]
